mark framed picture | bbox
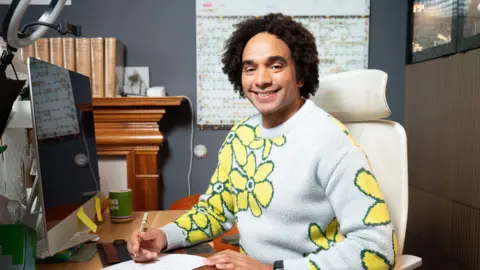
[407,0,480,64]
[122,67,150,97]
[457,0,480,52]
[407,0,459,64]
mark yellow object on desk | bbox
[76,207,97,233]
[95,197,103,222]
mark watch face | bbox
[273,260,284,270]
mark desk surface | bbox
[37,210,192,270]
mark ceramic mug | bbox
[108,189,133,223]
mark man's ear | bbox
[297,79,304,88]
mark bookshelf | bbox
[18,36,124,98]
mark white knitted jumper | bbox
[161,99,398,270]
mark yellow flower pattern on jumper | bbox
[355,168,391,226]
[220,120,256,167]
[205,165,234,221]
[309,261,320,270]
[361,250,391,270]
[231,152,274,217]
[360,230,397,269]
[176,117,285,243]
[393,231,398,267]
[249,126,287,159]
[308,218,344,253]
[239,244,247,255]
[175,205,223,243]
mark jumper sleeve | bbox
[283,146,398,270]
[160,141,236,251]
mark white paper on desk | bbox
[102,253,206,270]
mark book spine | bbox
[104,38,125,97]
[62,37,76,71]
[34,38,50,62]
[90,37,105,98]
[49,37,63,67]
[75,38,92,86]
[20,44,35,63]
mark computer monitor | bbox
[23,57,101,258]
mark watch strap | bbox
[273,260,284,269]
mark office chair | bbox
[311,69,422,270]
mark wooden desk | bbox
[36,210,210,270]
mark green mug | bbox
[109,189,133,223]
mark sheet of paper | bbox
[102,253,206,270]
[29,59,79,140]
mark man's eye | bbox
[244,68,255,72]
[270,65,282,69]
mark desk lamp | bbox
[0,0,81,147]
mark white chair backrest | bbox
[310,69,408,255]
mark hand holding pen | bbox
[134,212,148,258]
[127,212,168,262]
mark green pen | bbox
[0,145,6,154]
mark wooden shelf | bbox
[92,96,184,107]
[91,96,184,211]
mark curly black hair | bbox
[221,13,319,99]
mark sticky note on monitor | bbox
[77,207,97,233]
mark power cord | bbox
[78,112,100,193]
[179,95,195,196]
[20,20,81,37]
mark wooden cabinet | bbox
[89,97,183,211]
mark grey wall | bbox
[0,0,408,209]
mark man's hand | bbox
[127,228,167,262]
[204,250,272,270]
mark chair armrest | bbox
[396,254,422,270]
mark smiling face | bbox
[241,32,304,128]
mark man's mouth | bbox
[252,89,280,97]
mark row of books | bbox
[17,37,125,98]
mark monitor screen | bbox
[28,57,100,231]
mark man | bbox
[127,13,397,270]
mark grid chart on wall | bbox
[196,0,370,130]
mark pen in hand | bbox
[134,211,149,258]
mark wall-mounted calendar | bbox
[196,0,370,129]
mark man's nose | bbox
[255,68,272,89]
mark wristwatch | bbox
[273,260,284,270]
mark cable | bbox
[179,95,195,196]
[10,62,19,80]
[20,20,82,37]
[20,21,58,35]
[79,112,100,193]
